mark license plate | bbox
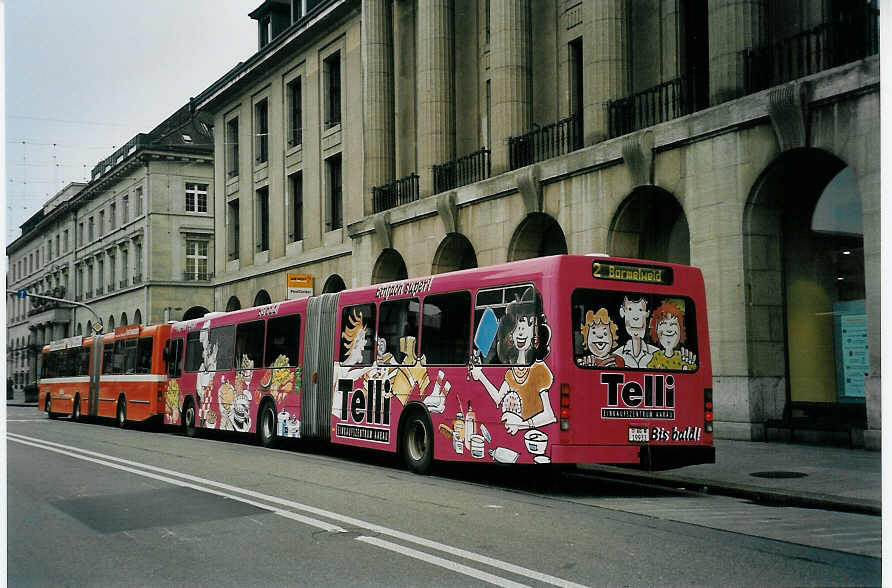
[628,427,649,443]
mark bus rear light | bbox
[704,387,714,433]
[560,383,570,431]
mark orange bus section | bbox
[38,323,171,427]
[41,255,714,474]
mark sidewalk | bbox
[582,438,881,515]
[7,390,880,515]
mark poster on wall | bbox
[834,300,868,400]
[287,273,313,300]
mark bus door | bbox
[89,338,104,417]
[302,293,339,440]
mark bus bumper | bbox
[638,444,716,471]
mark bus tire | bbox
[72,395,81,422]
[116,397,127,429]
[257,401,277,449]
[401,409,433,475]
[183,398,197,438]
[46,396,58,419]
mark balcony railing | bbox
[508,115,581,171]
[85,290,93,299]
[95,287,104,296]
[107,283,116,293]
[183,272,213,282]
[607,75,702,139]
[119,279,128,289]
[372,173,420,213]
[132,274,143,285]
[433,147,491,194]
[742,7,879,95]
[75,294,83,302]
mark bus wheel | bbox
[183,398,197,438]
[257,401,277,449]
[46,397,58,420]
[116,397,127,429]
[401,410,433,474]
[72,396,81,422]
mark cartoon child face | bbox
[587,323,613,359]
[656,314,681,353]
[513,315,535,352]
[620,298,649,337]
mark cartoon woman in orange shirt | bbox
[470,287,556,435]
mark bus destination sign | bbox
[592,261,673,285]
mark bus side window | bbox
[235,320,265,371]
[124,339,138,374]
[102,344,115,375]
[211,325,235,371]
[339,304,376,366]
[63,348,76,377]
[184,331,203,372]
[136,337,153,374]
[421,291,471,365]
[166,339,183,378]
[78,347,91,376]
[265,314,301,367]
[379,299,419,364]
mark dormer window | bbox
[250,1,291,51]
[259,16,271,48]
[182,133,193,143]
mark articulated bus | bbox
[163,255,714,473]
[39,323,172,426]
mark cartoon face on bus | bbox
[647,299,697,371]
[615,295,659,368]
[342,309,369,366]
[577,308,624,368]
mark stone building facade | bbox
[6,105,216,393]
[196,0,879,447]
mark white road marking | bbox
[8,432,588,588]
[357,535,530,588]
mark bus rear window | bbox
[571,289,698,372]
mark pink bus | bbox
[163,255,715,473]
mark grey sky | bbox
[4,0,257,245]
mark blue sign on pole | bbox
[17,290,26,299]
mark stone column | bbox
[708,0,767,105]
[363,0,395,207]
[490,0,531,175]
[661,0,680,82]
[417,0,454,197]
[588,0,629,144]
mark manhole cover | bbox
[750,471,808,479]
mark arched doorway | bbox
[744,149,865,426]
[76,324,83,336]
[322,274,346,293]
[507,213,568,261]
[86,320,93,335]
[432,233,477,274]
[183,306,209,321]
[253,290,272,307]
[608,186,690,264]
[372,249,408,284]
[225,296,241,312]
[107,315,115,331]
[120,312,128,326]
[133,309,142,325]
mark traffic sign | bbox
[17,290,26,299]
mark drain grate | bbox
[750,471,808,479]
